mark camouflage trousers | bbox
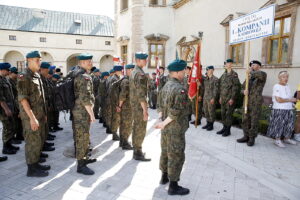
[242,102,262,138]
[14,114,23,139]
[111,106,120,133]
[72,111,90,160]
[221,102,235,126]
[22,118,46,164]
[132,107,147,151]
[93,96,100,116]
[106,102,112,128]
[120,108,132,141]
[159,130,185,182]
[192,98,203,120]
[149,91,157,108]
[1,118,14,143]
[203,99,216,122]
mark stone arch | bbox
[66,53,80,72]
[40,51,54,64]
[3,50,25,71]
[100,54,113,72]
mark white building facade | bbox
[115,0,300,98]
[0,5,115,75]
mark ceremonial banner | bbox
[188,44,202,99]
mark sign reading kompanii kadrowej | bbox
[229,4,275,45]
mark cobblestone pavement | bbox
[0,110,299,200]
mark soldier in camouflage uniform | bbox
[98,71,109,124]
[155,59,190,196]
[202,66,219,131]
[92,69,101,119]
[217,59,240,137]
[237,60,267,146]
[107,65,124,141]
[18,51,50,177]
[118,64,135,150]
[103,69,115,132]
[182,66,192,122]
[72,53,96,175]
[8,67,24,142]
[0,63,20,155]
[149,72,158,109]
[158,67,168,91]
[129,52,151,161]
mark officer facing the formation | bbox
[155,59,190,196]
[149,72,158,109]
[72,53,96,175]
[0,63,20,155]
[18,51,50,177]
[92,68,101,119]
[117,64,135,150]
[237,60,267,146]
[129,52,151,161]
[108,65,123,141]
[217,59,240,137]
[202,66,219,131]
[98,71,109,124]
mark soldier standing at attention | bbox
[149,72,158,109]
[117,64,135,150]
[217,59,240,137]
[72,53,96,175]
[155,59,190,196]
[130,52,151,161]
[109,65,124,141]
[0,63,20,155]
[202,66,219,131]
[92,68,101,119]
[98,71,109,124]
[237,60,267,146]
[104,69,115,133]
[18,51,50,177]
[158,67,168,91]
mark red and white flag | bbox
[113,56,120,63]
[188,44,202,99]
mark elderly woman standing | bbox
[267,71,297,147]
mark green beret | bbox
[206,65,214,70]
[93,68,100,73]
[9,66,18,74]
[167,59,187,72]
[101,72,109,77]
[249,60,261,67]
[41,62,51,69]
[109,69,115,74]
[125,64,135,69]
[26,51,41,58]
[52,74,60,79]
[77,53,93,60]
[0,63,11,70]
[49,70,54,75]
[226,59,234,63]
[135,52,148,60]
[113,65,123,71]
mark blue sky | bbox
[0,0,115,19]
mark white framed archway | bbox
[100,54,113,72]
[41,51,54,65]
[4,50,25,71]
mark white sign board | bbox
[229,5,275,44]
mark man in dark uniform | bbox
[155,59,190,196]
[237,60,267,146]
[92,68,101,119]
[149,72,158,109]
[18,51,50,177]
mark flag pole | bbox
[244,41,251,114]
[195,41,201,128]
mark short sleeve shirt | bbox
[272,84,293,110]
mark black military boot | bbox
[95,114,100,119]
[40,152,48,158]
[103,122,107,128]
[42,146,55,152]
[133,150,151,161]
[36,163,51,170]
[119,136,124,147]
[247,137,255,146]
[122,140,133,150]
[47,135,55,141]
[106,127,112,134]
[44,141,54,147]
[168,181,190,195]
[160,172,169,185]
[206,122,214,131]
[202,121,210,129]
[190,119,201,125]
[48,133,56,138]
[11,138,22,144]
[237,135,249,143]
[53,125,63,131]
[39,157,46,163]
[77,160,95,175]
[8,140,20,151]
[0,156,8,162]
[99,117,103,124]
[84,158,97,165]
[2,143,17,155]
[222,126,231,137]
[112,133,120,141]
[216,125,226,135]
[49,127,57,133]
[27,163,49,177]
